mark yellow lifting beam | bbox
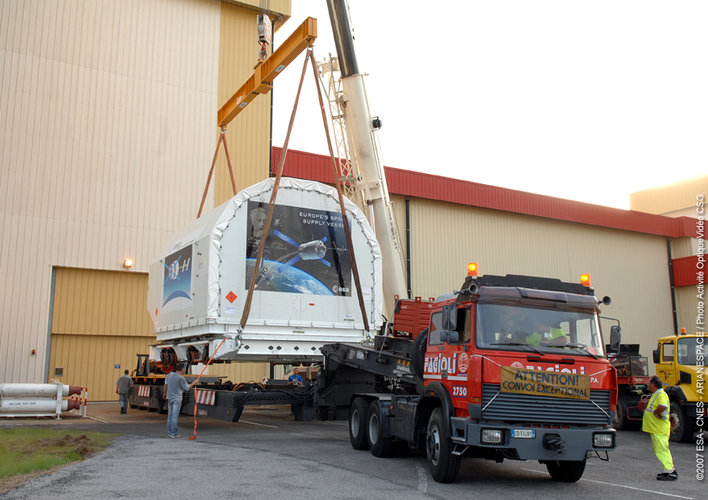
[217,17,318,128]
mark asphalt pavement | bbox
[0,402,704,499]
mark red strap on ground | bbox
[188,338,226,440]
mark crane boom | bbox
[326,0,409,315]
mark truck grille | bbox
[482,384,612,426]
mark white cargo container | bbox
[147,177,383,363]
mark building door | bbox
[48,268,154,400]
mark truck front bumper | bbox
[450,417,616,461]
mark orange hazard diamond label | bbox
[226,291,237,303]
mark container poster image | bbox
[245,201,352,296]
[162,245,192,306]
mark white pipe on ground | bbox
[0,398,81,413]
[0,383,82,398]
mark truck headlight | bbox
[481,429,504,444]
[593,432,615,448]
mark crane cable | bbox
[190,43,312,441]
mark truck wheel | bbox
[426,408,461,483]
[349,397,370,450]
[545,459,586,482]
[412,329,428,379]
[367,401,394,457]
[612,398,626,430]
[669,403,694,443]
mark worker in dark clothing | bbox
[163,362,194,438]
[116,369,133,414]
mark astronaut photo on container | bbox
[245,201,352,296]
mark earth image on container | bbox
[246,259,333,295]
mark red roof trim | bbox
[273,147,696,238]
[672,255,700,287]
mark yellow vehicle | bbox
[652,330,706,442]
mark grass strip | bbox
[0,428,115,494]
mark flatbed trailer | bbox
[128,355,316,422]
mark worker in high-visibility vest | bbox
[643,375,677,481]
[526,318,568,347]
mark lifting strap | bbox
[188,338,226,440]
[308,47,370,333]
[189,46,372,440]
[197,128,238,218]
[239,47,371,333]
[238,45,312,330]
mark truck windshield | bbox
[677,337,700,365]
[476,303,604,357]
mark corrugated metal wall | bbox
[0,0,688,386]
[52,268,153,338]
[49,267,268,400]
[214,2,272,204]
[405,198,675,355]
[674,286,700,334]
[49,335,152,401]
[50,268,154,400]
[0,0,283,385]
[630,174,708,216]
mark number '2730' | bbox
[452,385,467,397]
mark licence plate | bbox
[511,429,536,439]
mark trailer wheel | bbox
[669,403,694,443]
[349,397,370,450]
[426,408,461,483]
[367,401,394,457]
[545,459,586,482]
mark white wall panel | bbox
[0,0,221,382]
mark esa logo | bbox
[332,285,350,294]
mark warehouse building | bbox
[1,0,703,399]
[630,175,707,334]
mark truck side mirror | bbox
[652,349,659,364]
[441,304,457,331]
[608,325,621,353]
[439,330,460,344]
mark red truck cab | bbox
[324,271,619,483]
[417,273,618,481]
